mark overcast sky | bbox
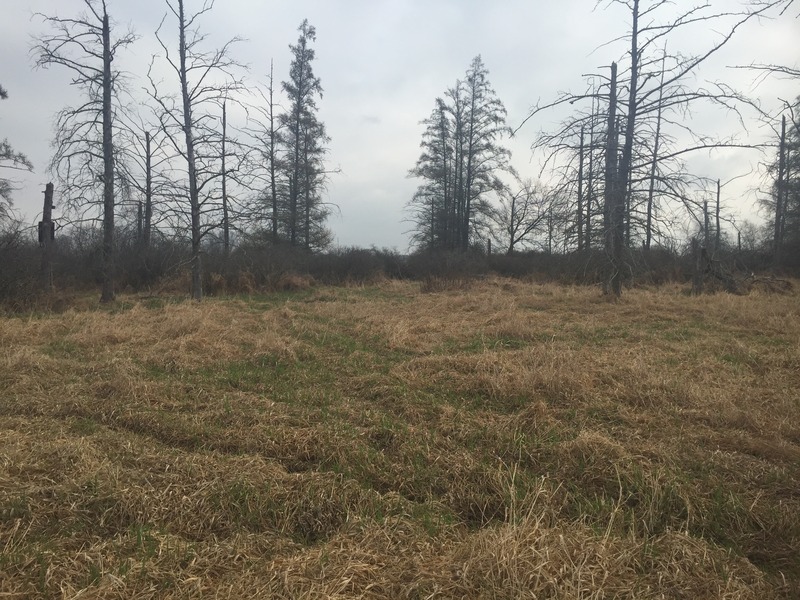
[1,0,797,250]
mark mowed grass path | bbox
[1,279,798,598]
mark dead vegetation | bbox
[1,278,798,598]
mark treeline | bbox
[405,2,799,299]
[6,2,334,303]
[1,0,797,308]
[0,213,784,309]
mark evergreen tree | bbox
[0,85,34,214]
[278,19,331,250]
[409,56,509,251]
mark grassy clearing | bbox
[1,278,798,598]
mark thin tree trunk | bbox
[463,83,478,252]
[646,50,666,251]
[143,131,152,250]
[221,99,230,258]
[268,60,278,242]
[577,125,584,252]
[289,42,306,247]
[438,102,450,249]
[624,150,632,247]
[303,129,311,250]
[452,93,465,250]
[586,100,596,251]
[691,237,704,295]
[100,10,115,303]
[604,62,621,297]
[178,0,202,300]
[774,115,787,265]
[715,179,721,254]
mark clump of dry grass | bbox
[1,280,799,598]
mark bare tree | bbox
[211,96,251,258]
[148,0,243,300]
[605,62,624,296]
[33,0,136,302]
[492,177,553,254]
[245,60,286,242]
[517,0,789,294]
[116,112,174,252]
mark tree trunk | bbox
[604,62,621,297]
[268,60,279,243]
[462,83,478,252]
[178,0,202,300]
[645,50,666,251]
[289,41,306,247]
[438,102,450,249]
[40,183,55,293]
[774,115,786,265]
[715,179,721,254]
[137,200,143,242]
[577,125,585,252]
[100,11,115,303]
[691,237,704,295]
[143,131,152,250]
[221,99,230,258]
[586,101,595,251]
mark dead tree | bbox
[517,0,789,291]
[245,60,285,242]
[604,62,624,297]
[34,0,136,303]
[39,183,56,293]
[148,0,243,300]
[117,113,173,254]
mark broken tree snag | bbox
[743,275,793,295]
[691,238,704,296]
[691,239,749,295]
[39,182,55,293]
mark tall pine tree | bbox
[409,56,509,251]
[278,19,331,250]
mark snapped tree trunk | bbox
[691,237,704,295]
[40,183,55,293]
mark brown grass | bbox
[1,278,798,598]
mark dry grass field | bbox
[1,278,799,599]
